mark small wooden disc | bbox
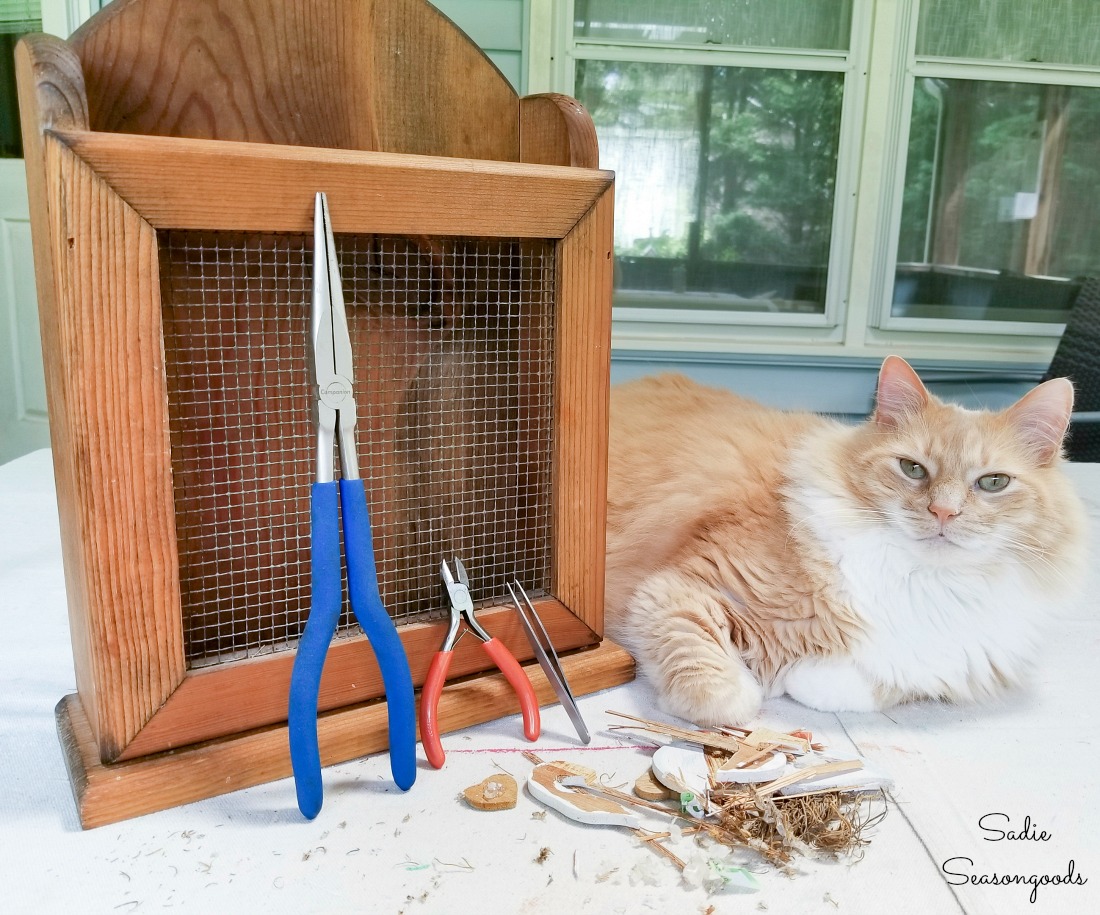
[634,768,675,801]
[463,773,518,811]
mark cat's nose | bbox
[928,502,960,526]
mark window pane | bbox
[917,0,1100,67]
[1,2,42,159]
[576,61,843,314]
[893,79,1100,323]
[575,0,852,51]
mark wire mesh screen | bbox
[159,230,556,668]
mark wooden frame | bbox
[17,49,631,824]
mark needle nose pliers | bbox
[287,192,417,819]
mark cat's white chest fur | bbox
[840,528,1039,693]
[782,506,1044,712]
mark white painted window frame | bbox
[868,0,1100,341]
[529,0,1099,366]
[39,0,97,36]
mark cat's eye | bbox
[977,473,1011,493]
[899,458,927,480]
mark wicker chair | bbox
[1044,276,1100,462]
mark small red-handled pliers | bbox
[420,558,540,768]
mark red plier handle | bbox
[420,559,541,768]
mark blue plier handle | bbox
[287,192,416,819]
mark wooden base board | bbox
[56,639,635,829]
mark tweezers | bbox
[506,580,591,744]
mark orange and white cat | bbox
[605,356,1087,725]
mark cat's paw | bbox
[657,663,764,727]
[623,569,765,726]
[783,658,880,712]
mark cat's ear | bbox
[873,355,930,429]
[1004,377,1074,466]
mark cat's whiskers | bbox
[783,506,894,548]
[1000,528,1053,550]
[997,536,1058,565]
[989,527,1053,556]
[989,554,1071,589]
[986,532,1073,586]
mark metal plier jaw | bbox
[310,191,359,484]
[439,558,490,648]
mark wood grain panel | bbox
[52,130,613,238]
[69,0,519,161]
[519,93,600,169]
[41,136,185,762]
[59,639,635,829]
[368,0,519,159]
[552,189,615,632]
[15,34,98,740]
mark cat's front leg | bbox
[782,656,881,712]
[620,570,764,726]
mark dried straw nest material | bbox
[698,782,889,866]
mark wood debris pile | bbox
[606,711,889,868]
[524,711,889,887]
